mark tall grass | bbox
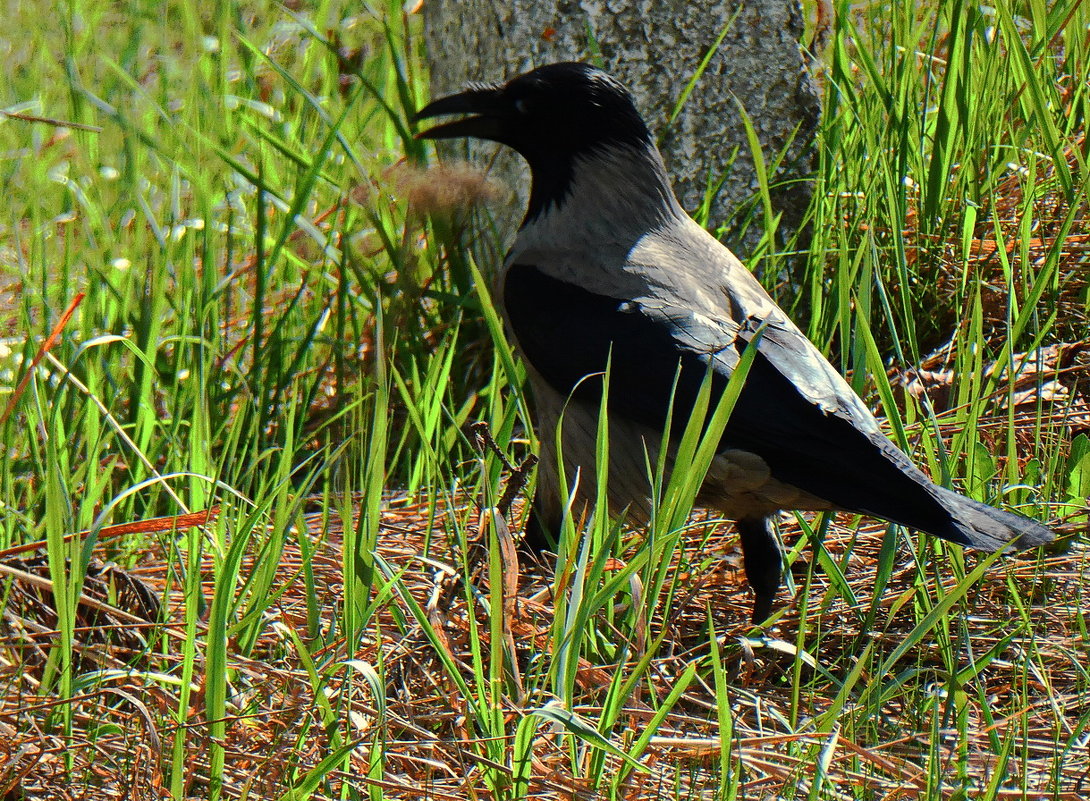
[0,0,1085,798]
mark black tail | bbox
[927,486,1055,552]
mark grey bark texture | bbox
[420,0,821,262]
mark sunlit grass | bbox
[0,0,1086,798]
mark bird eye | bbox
[514,98,530,115]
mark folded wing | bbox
[503,261,1053,550]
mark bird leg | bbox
[737,516,783,623]
[521,493,561,553]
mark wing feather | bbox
[502,261,960,535]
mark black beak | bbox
[413,86,507,141]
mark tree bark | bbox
[421,0,821,263]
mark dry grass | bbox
[2,162,1088,796]
[2,471,1085,799]
[1,1,1087,798]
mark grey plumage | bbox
[415,62,1055,622]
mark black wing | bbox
[503,262,964,537]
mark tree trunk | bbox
[421,0,821,265]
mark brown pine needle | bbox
[0,292,86,427]
[0,507,220,559]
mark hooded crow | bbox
[415,62,1055,622]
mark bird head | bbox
[414,62,656,223]
[414,62,651,160]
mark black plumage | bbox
[415,62,1055,622]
